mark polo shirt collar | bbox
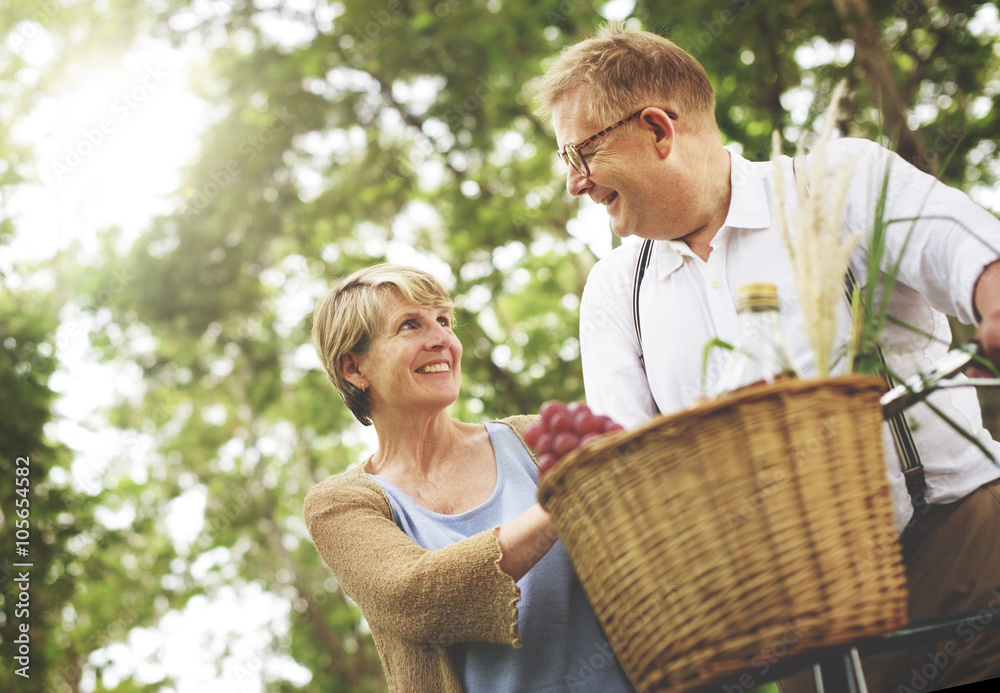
[722,148,772,230]
[656,148,772,280]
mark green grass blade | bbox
[701,337,733,396]
[922,397,999,465]
[883,314,952,346]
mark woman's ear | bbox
[341,353,368,391]
[638,107,675,159]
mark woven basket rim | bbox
[537,374,887,508]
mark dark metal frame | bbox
[750,611,1000,692]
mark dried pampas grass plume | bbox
[770,80,862,377]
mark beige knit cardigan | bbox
[303,415,541,693]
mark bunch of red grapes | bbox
[523,401,625,475]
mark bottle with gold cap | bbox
[712,283,799,397]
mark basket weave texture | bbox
[537,376,909,692]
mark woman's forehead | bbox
[377,290,449,322]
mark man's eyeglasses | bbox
[559,107,678,178]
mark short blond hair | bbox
[312,264,455,425]
[534,21,717,134]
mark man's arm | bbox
[972,259,1000,377]
[579,252,659,428]
[839,141,1000,328]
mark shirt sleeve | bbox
[579,249,660,428]
[303,471,522,647]
[833,139,1000,325]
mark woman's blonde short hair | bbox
[312,264,455,425]
[534,21,717,134]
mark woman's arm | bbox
[305,471,545,647]
[497,503,558,582]
[493,416,561,581]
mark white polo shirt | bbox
[580,138,1000,530]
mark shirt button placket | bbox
[705,275,740,349]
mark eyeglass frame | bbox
[559,107,679,177]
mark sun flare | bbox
[10,47,206,262]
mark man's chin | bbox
[609,220,631,239]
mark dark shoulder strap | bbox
[632,239,655,370]
[841,267,923,473]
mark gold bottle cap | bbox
[737,282,780,310]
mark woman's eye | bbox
[437,316,450,327]
[400,319,417,330]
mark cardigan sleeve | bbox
[303,468,523,648]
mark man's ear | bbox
[341,353,368,391]
[638,107,675,159]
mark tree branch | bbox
[832,0,929,171]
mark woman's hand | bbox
[496,504,559,582]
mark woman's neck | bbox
[367,411,465,475]
[366,414,495,514]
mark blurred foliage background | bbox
[0,0,998,691]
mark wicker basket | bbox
[537,376,909,692]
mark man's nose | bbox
[566,165,591,197]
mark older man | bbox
[535,21,1000,692]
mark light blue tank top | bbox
[369,422,635,693]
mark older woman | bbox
[304,264,634,693]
